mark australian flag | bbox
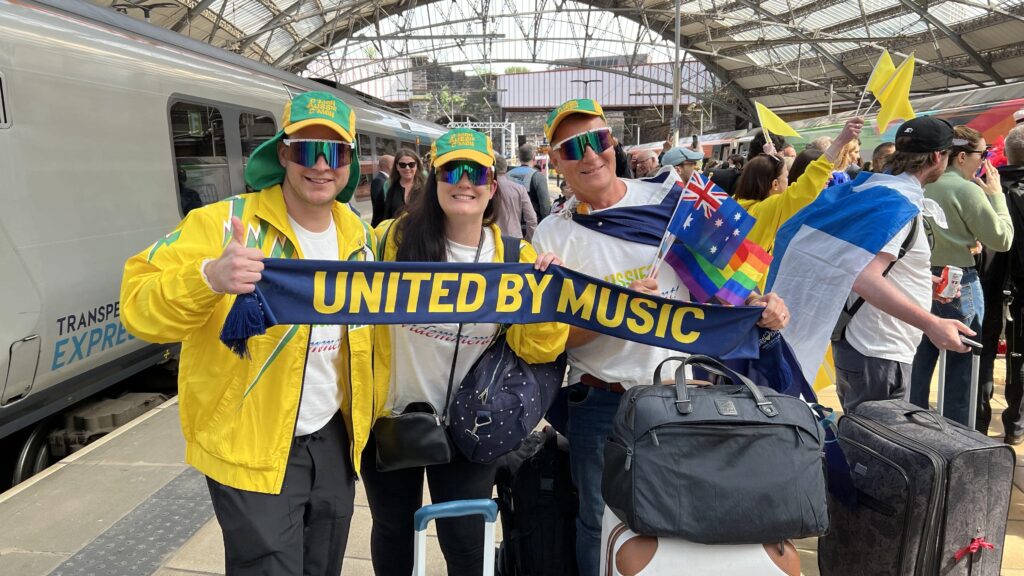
[667,173,755,268]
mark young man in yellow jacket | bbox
[121,91,379,576]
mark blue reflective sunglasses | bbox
[552,128,614,160]
[436,161,492,186]
[283,139,352,169]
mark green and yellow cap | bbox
[430,128,495,168]
[244,91,361,201]
[544,98,606,143]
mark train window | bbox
[400,141,416,152]
[376,137,397,157]
[170,101,229,215]
[357,132,373,158]
[0,71,10,129]
[418,142,431,159]
[239,112,277,164]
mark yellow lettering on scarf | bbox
[497,274,524,312]
[596,288,628,328]
[524,274,552,314]
[313,271,347,314]
[671,306,704,344]
[349,272,383,313]
[458,273,486,313]
[556,278,595,320]
[403,272,431,313]
[654,302,674,338]
[384,272,400,313]
[626,297,656,334]
[429,273,459,313]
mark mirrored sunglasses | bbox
[552,128,614,161]
[282,139,352,169]
[436,161,492,186]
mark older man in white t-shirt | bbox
[531,98,789,576]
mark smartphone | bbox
[960,335,983,349]
[975,163,987,180]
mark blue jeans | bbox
[910,268,984,426]
[565,383,622,576]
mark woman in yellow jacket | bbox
[364,128,568,576]
[734,117,865,266]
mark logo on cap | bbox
[904,127,914,133]
[306,98,338,117]
[449,132,476,147]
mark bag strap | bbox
[441,227,487,424]
[833,215,919,341]
[502,235,521,263]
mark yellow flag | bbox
[754,101,801,138]
[866,50,897,96]
[876,55,916,133]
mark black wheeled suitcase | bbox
[817,397,1015,575]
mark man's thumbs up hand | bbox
[205,217,265,294]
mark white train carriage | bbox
[0,0,445,484]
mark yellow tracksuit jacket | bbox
[120,186,380,494]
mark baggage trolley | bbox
[413,499,499,576]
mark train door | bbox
[0,69,43,406]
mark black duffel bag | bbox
[602,355,828,544]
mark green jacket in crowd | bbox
[924,168,1014,268]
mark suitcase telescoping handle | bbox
[653,355,779,418]
[413,499,498,576]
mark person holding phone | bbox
[909,125,1012,427]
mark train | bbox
[628,84,1024,163]
[0,0,445,485]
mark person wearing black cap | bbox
[831,116,976,413]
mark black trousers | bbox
[361,433,498,576]
[206,412,355,576]
[1005,299,1024,437]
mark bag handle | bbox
[668,355,779,418]
[903,408,948,433]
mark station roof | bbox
[93,0,1024,120]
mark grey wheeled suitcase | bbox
[817,395,1015,575]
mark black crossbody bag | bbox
[372,226,483,472]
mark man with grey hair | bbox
[632,148,659,178]
[494,154,538,240]
[806,135,833,153]
[507,144,552,219]
[980,124,1024,443]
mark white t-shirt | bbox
[532,177,691,389]
[289,215,346,436]
[846,174,933,364]
[388,229,501,414]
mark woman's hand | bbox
[974,159,1002,196]
[534,252,563,271]
[761,141,778,156]
[826,117,865,162]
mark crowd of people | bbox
[120,88,1024,576]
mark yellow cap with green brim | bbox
[544,98,606,143]
[430,128,495,168]
[244,91,361,202]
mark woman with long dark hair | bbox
[382,147,426,220]
[364,128,568,576]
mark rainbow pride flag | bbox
[671,239,771,305]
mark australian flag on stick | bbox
[667,173,755,269]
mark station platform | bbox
[1,375,1022,576]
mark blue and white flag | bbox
[766,172,932,384]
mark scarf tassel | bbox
[220,292,268,358]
